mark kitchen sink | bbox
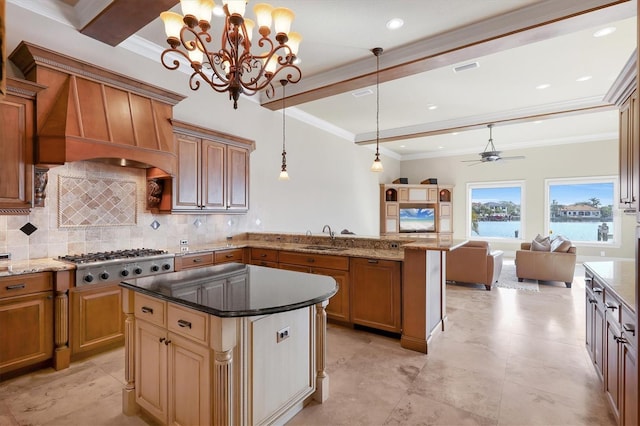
[303,245,348,252]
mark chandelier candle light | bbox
[371,47,384,172]
[160,0,302,109]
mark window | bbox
[545,177,618,245]
[467,181,524,239]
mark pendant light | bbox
[370,47,384,172]
[278,79,290,180]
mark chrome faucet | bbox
[322,225,335,240]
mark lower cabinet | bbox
[70,283,124,358]
[584,265,638,425]
[350,258,402,333]
[135,319,210,426]
[0,290,53,376]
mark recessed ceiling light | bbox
[451,132,458,136]
[533,120,543,124]
[212,5,225,17]
[536,83,551,90]
[386,18,404,30]
[400,145,406,148]
[576,75,592,82]
[427,104,438,110]
[352,88,373,98]
[593,27,616,37]
[438,146,444,149]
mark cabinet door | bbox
[202,140,226,210]
[0,94,34,212]
[135,320,168,423]
[593,302,606,381]
[619,93,637,210]
[350,258,402,333]
[311,267,349,323]
[605,318,621,422]
[167,333,211,426]
[0,292,53,375]
[227,145,249,211]
[71,284,124,357]
[174,134,201,210]
[201,278,226,306]
[621,341,637,426]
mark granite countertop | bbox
[584,260,635,312]
[120,263,338,317]
[0,258,74,277]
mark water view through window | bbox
[546,179,615,243]
[469,183,522,239]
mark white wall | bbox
[401,139,635,260]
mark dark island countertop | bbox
[120,262,338,317]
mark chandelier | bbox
[160,0,302,109]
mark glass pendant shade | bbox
[197,0,215,22]
[272,7,294,35]
[287,32,302,56]
[371,156,384,172]
[180,0,201,18]
[253,3,274,29]
[223,0,246,16]
[160,12,184,39]
[278,170,289,180]
[244,18,255,42]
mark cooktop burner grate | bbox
[59,248,169,264]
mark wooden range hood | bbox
[9,41,185,175]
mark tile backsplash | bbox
[0,161,255,261]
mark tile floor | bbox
[0,263,617,425]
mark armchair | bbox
[446,241,504,290]
[515,240,576,288]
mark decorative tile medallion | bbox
[58,176,137,228]
[20,222,38,236]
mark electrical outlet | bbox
[390,243,399,249]
[181,246,189,252]
[600,251,605,257]
[180,239,188,245]
[0,253,11,260]
[276,326,290,343]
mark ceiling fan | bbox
[462,124,526,165]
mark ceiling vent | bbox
[453,62,479,73]
[352,88,374,98]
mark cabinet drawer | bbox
[0,272,53,299]
[621,304,637,349]
[278,251,349,271]
[604,290,622,324]
[252,260,279,269]
[586,275,605,304]
[176,252,214,270]
[167,303,208,344]
[134,293,166,327]
[250,248,279,263]
[214,248,244,264]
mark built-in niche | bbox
[439,189,451,202]
[385,188,398,202]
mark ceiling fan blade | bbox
[500,155,526,160]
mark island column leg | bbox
[53,270,71,370]
[121,289,138,415]
[210,317,237,426]
[314,300,329,403]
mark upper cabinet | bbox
[0,78,44,215]
[605,49,638,214]
[170,120,253,213]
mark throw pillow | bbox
[551,235,572,253]
[531,238,551,251]
[534,234,550,244]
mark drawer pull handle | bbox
[164,339,171,345]
[159,337,166,343]
[584,277,592,283]
[225,254,234,258]
[178,319,192,329]
[593,287,603,294]
[141,306,154,314]
[588,298,597,304]
[307,258,315,263]
[367,259,379,264]
[623,323,636,335]
[614,336,628,344]
[260,254,267,258]
[193,258,202,263]
[605,303,618,311]
[6,284,26,290]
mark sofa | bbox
[515,235,576,288]
[446,241,504,290]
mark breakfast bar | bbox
[119,263,337,426]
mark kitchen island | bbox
[119,263,337,426]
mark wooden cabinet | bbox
[380,183,453,236]
[135,296,211,426]
[214,248,245,264]
[618,90,639,211]
[171,121,253,213]
[279,251,351,323]
[0,273,53,376]
[350,258,402,333]
[250,248,279,268]
[70,283,124,358]
[0,78,43,215]
[584,265,638,425]
[175,248,246,271]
